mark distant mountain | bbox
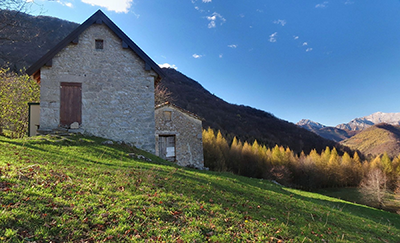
[298,112,400,142]
[296,119,355,142]
[1,9,350,154]
[336,112,400,131]
[297,119,326,130]
[340,123,400,158]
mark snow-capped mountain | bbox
[336,112,400,131]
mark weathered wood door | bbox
[60,82,82,127]
[159,135,176,161]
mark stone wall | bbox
[39,23,157,153]
[155,104,204,168]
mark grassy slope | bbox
[0,135,399,242]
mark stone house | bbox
[26,10,164,153]
[155,102,204,169]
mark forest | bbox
[203,128,400,211]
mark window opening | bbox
[95,39,104,50]
[164,111,172,121]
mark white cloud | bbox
[159,63,178,69]
[294,36,299,40]
[302,42,308,46]
[206,12,226,28]
[202,0,212,2]
[344,0,354,4]
[273,19,286,26]
[81,0,133,13]
[55,0,73,7]
[208,21,216,28]
[306,48,313,52]
[269,32,277,43]
[219,54,223,58]
[207,15,216,21]
[192,54,203,59]
[315,1,329,8]
[228,44,237,48]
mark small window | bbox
[164,111,172,121]
[95,39,104,50]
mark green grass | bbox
[1,135,400,242]
[318,187,400,214]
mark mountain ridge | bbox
[1,9,348,154]
[297,112,400,142]
[336,112,400,131]
[340,123,400,158]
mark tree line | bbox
[203,128,400,208]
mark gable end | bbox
[26,10,164,82]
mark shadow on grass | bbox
[2,135,400,240]
[167,168,400,230]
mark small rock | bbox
[70,122,79,129]
[128,153,136,158]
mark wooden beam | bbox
[45,59,52,67]
[145,62,151,71]
[72,37,79,44]
[32,70,41,84]
[122,41,129,49]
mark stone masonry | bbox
[155,103,204,169]
[39,24,157,153]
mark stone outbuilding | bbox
[155,102,204,169]
[26,10,164,153]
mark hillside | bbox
[0,10,78,71]
[160,68,344,153]
[0,9,345,154]
[1,134,400,242]
[340,123,400,158]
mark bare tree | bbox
[155,84,174,105]
[359,168,388,208]
[0,0,36,29]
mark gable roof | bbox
[155,102,203,121]
[26,10,164,81]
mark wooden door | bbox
[60,82,82,127]
[159,135,176,161]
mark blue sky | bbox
[28,0,400,126]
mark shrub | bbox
[0,68,40,138]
